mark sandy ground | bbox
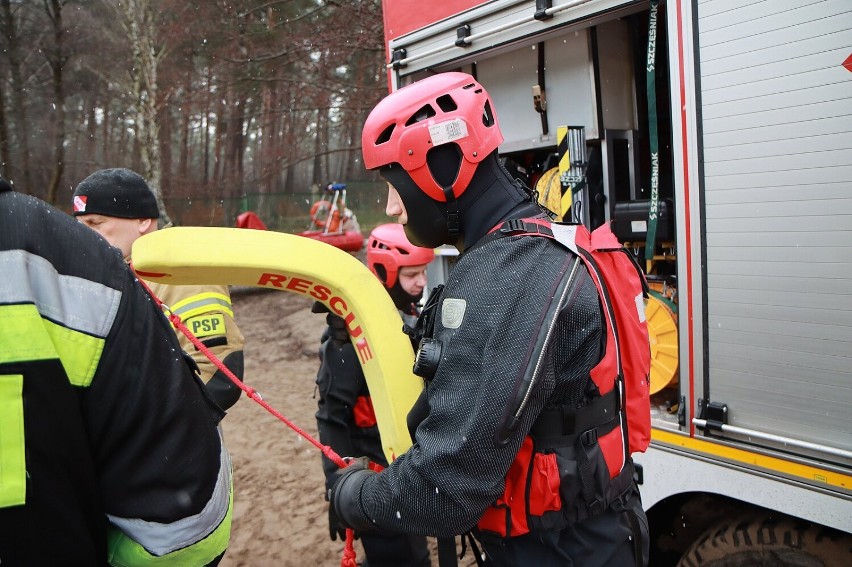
[219,289,475,567]
[219,289,347,566]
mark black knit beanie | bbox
[72,168,159,219]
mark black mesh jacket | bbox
[357,231,604,537]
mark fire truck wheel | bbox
[676,514,850,567]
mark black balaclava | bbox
[388,281,422,315]
[373,263,423,313]
[382,144,543,252]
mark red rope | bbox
[131,269,357,564]
[173,311,348,464]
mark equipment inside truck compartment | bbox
[495,5,680,407]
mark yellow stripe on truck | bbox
[556,126,572,219]
[652,428,851,492]
[132,227,422,463]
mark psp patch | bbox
[185,313,226,338]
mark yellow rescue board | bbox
[133,227,422,463]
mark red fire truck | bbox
[379,1,852,564]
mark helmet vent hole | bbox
[406,104,436,126]
[482,100,495,127]
[435,94,457,113]
[374,264,388,283]
[376,124,395,145]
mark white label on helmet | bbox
[429,118,469,147]
[441,298,466,329]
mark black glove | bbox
[328,457,377,533]
[327,503,347,541]
[326,313,349,345]
[206,351,245,411]
[313,301,350,346]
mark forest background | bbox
[0,0,390,231]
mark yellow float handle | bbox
[133,227,421,462]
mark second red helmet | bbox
[367,223,434,288]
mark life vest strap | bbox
[530,389,618,440]
[498,217,553,237]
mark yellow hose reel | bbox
[645,290,679,394]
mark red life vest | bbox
[478,219,651,537]
[353,395,378,428]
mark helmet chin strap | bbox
[442,185,460,239]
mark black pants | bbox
[360,531,431,567]
[477,488,649,567]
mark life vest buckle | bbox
[588,497,604,516]
[499,218,528,234]
[580,428,598,447]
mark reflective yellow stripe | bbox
[652,428,852,491]
[46,319,104,387]
[0,304,61,363]
[1,249,121,338]
[0,375,26,508]
[170,292,233,320]
[107,473,233,566]
[0,304,103,387]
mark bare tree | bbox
[0,79,9,178]
[42,0,69,205]
[0,0,33,192]
[0,0,387,221]
[116,0,170,224]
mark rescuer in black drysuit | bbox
[315,223,433,567]
[326,72,649,566]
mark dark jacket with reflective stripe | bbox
[0,186,232,566]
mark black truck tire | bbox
[676,514,851,567]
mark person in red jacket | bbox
[0,179,232,565]
[315,223,433,567]
[327,73,649,566]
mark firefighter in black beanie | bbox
[72,168,246,412]
[327,73,649,566]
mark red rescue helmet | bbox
[367,223,434,288]
[361,72,503,202]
